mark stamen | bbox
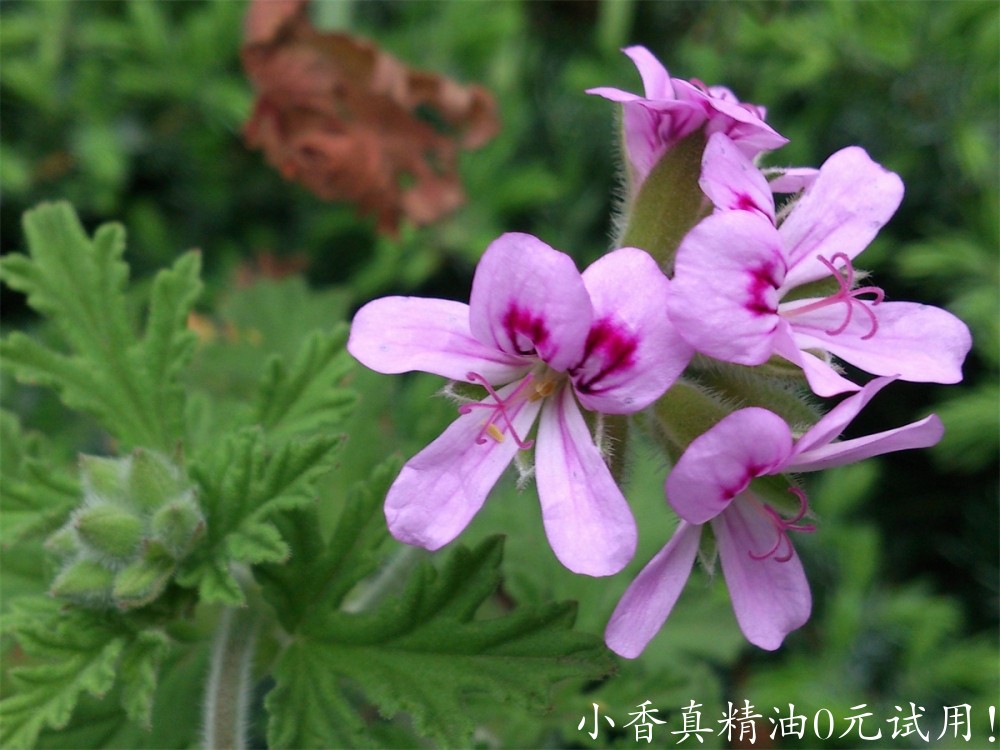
[457,372,534,450]
[748,486,816,563]
[782,252,884,339]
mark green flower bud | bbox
[151,493,205,559]
[112,543,175,610]
[127,449,185,513]
[79,454,129,504]
[74,504,144,559]
[45,525,80,558]
[51,558,115,602]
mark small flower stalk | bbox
[347,46,972,656]
[48,449,204,610]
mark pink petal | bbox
[572,248,693,414]
[771,325,862,397]
[669,211,786,365]
[584,86,642,104]
[667,408,793,525]
[535,387,637,577]
[604,522,701,659]
[790,301,972,385]
[789,414,944,473]
[622,45,674,99]
[713,497,811,650]
[384,380,543,551]
[348,297,531,383]
[764,167,819,195]
[700,133,776,222]
[793,376,897,455]
[779,147,904,289]
[469,233,592,373]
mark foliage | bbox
[1,1,996,748]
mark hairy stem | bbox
[202,607,258,750]
[342,545,426,613]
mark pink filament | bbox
[458,372,534,450]
[782,252,884,339]
[749,486,816,563]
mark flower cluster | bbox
[347,47,971,655]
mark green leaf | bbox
[0,410,79,546]
[179,429,343,605]
[254,327,357,441]
[0,609,125,750]
[0,203,202,451]
[265,537,614,749]
[117,630,170,728]
[257,458,401,634]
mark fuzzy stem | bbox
[202,607,258,750]
[342,545,426,614]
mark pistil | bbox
[458,372,535,449]
[749,486,816,563]
[782,252,884,338]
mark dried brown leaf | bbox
[242,0,500,235]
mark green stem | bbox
[202,607,258,750]
[342,545,426,613]
[617,131,710,273]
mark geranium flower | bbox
[587,46,787,190]
[348,233,692,576]
[605,376,943,655]
[669,134,972,396]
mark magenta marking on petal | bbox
[458,372,535,450]
[501,304,550,357]
[746,260,782,317]
[783,252,885,339]
[570,318,639,396]
[748,487,816,563]
[735,193,759,212]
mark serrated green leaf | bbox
[0,410,79,546]
[265,537,614,749]
[0,203,203,451]
[180,429,343,604]
[117,630,170,728]
[256,458,400,633]
[254,327,357,441]
[0,611,125,750]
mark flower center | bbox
[748,487,816,563]
[781,252,885,339]
[458,370,563,450]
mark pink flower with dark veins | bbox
[669,134,973,396]
[348,233,692,576]
[587,47,787,189]
[605,377,944,655]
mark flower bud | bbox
[150,493,205,559]
[112,542,176,610]
[127,449,186,513]
[50,558,114,603]
[74,504,144,559]
[79,454,129,504]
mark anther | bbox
[458,372,534,450]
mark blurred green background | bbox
[2,1,997,747]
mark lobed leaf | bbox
[265,535,614,749]
[179,429,343,605]
[0,203,203,451]
[254,327,357,441]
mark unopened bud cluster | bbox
[47,449,204,610]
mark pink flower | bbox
[348,233,693,576]
[587,47,787,189]
[605,377,943,655]
[669,134,972,396]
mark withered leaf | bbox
[242,0,500,235]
